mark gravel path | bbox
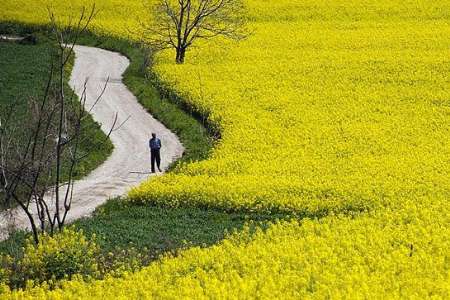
[0,45,184,238]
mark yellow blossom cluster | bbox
[1,0,449,298]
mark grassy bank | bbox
[0,33,113,209]
[75,199,283,259]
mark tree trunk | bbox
[176,47,186,64]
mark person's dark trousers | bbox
[151,149,161,173]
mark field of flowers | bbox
[1,0,449,298]
[131,0,450,216]
[3,193,449,298]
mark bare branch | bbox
[0,5,122,243]
[139,0,248,64]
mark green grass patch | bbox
[0,34,113,208]
[73,198,280,255]
[0,39,51,111]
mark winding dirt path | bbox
[0,45,184,238]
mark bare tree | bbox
[0,7,121,244]
[140,0,248,64]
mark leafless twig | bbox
[0,6,123,244]
[137,0,248,64]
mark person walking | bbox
[149,133,162,173]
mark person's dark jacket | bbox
[149,138,162,150]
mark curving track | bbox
[0,45,184,238]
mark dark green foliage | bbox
[73,198,279,255]
[0,231,27,259]
[0,39,51,117]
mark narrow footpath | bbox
[0,45,184,238]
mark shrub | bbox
[17,228,99,287]
[0,228,154,290]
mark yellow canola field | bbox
[4,196,449,298]
[1,0,449,298]
[2,0,449,214]
[130,1,450,216]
